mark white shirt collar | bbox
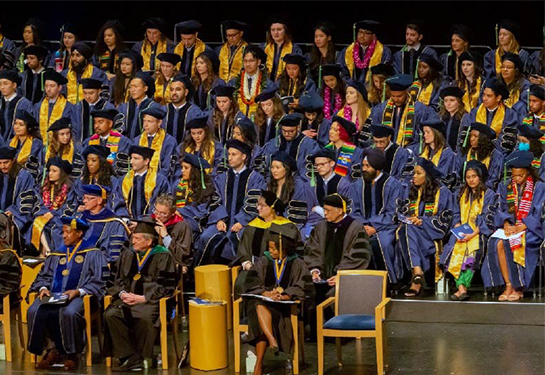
[234,166,247,175]
[147,133,157,138]
[32,67,45,74]
[384,142,393,151]
[3,92,17,102]
[373,171,384,183]
[172,101,187,110]
[487,106,499,112]
[134,170,147,177]
[247,72,258,81]
[322,171,335,183]
[407,43,421,51]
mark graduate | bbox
[33,70,78,142]
[515,125,544,171]
[243,223,309,375]
[153,53,181,105]
[459,122,504,191]
[498,52,530,116]
[307,148,351,210]
[481,151,545,300]
[483,20,530,79]
[14,18,48,74]
[255,113,320,182]
[520,84,545,131]
[371,74,439,148]
[191,50,225,112]
[172,20,209,76]
[366,123,412,180]
[456,51,483,112]
[334,79,371,147]
[113,145,170,220]
[276,53,317,111]
[337,20,392,84]
[0,69,33,140]
[230,45,276,119]
[103,216,177,372]
[392,21,438,76]
[52,23,79,73]
[74,78,116,144]
[407,53,446,111]
[395,158,453,297]
[324,116,363,181]
[261,16,303,82]
[44,118,83,177]
[209,85,248,145]
[61,42,108,105]
[368,63,395,107]
[349,148,402,284]
[77,184,130,264]
[440,161,497,301]
[306,22,338,85]
[254,87,285,147]
[10,110,44,174]
[439,24,472,81]
[132,18,174,74]
[438,86,468,150]
[320,64,346,120]
[162,74,203,145]
[20,45,49,104]
[194,139,265,265]
[133,106,177,178]
[92,20,127,80]
[216,20,249,83]
[299,91,330,146]
[27,217,108,370]
[74,145,118,206]
[111,50,143,107]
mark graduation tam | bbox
[450,24,472,42]
[0,146,17,160]
[212,85,236,98]
[82,145,111,160]
[283,53,307,68]
[142,17,167,34]
[517,125,543,140]
[47,157,73,175]
[266,222,299,253]
[418,53,443,72]
[421,119,446,137]
[81,184,111,199]
[47,117,72,132]
[226,138,253,156]
[363,148,387,170]
[497,19,520,40]
[133,216,159,237]
[221,20,247,32]
[298,91,324,112]
[370,63,395,77]
[91,108,118,121]
[529,84,545,100]
[0,70,20,85]
[505,150,534,169]
[129,145,155,160]
[278,113,304,128]
[309,148,336,163]
[185,115,209,130]
[119,50,144,71]
[60,217,90,232]
[415,157,442,180]
[458,51,481,66]
[255,87,278,102]
[271,151,297,172]
[483,78,509,100]
[234,117,257,140]
[81,78,102,90]
[23,45,49,60]
[103,19,125,35]
[61,23,79,36]
[320,64,342,77]
[355,20,380,34]
[345,78,367,101]
[175,20,202,35]
[331,115,357,136]
[72,42,93,60]
[198,49,220,73]
[243,44,267,62]
[181,153,211,169]
[465,160,489,182]
[322,193,348,212]
[385,74,413,91]
[172,74,195,98]
[501,52,523,72]
[133,71,155,96]
[370,123,395,138]
[14,110,38,129]
[439,86,465,99]
[157,53,181,66]
[468,122,497,140]
[141,106,166,120]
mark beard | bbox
[72,60,87,74]
[362,169,377,182]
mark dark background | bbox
[1,1,544,51]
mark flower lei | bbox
[353,39,377,69]
[323,85,343,120]
[342,104,359,129]
[43,184,69,211]
[240,70,262,106]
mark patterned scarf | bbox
[175,179,191,208]
[409,187,439,217]
[382,99,415,147]
[506,176,534,267]
[522,113,545,144]
[325,142,356,177]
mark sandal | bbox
[404,287,421,297]
[412,274,424,285]
[498,293,509,301]
[507,292,522,302]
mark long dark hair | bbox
[42,167,73,197]
[21,18,44,48]
[308,23,336,73]
[95,21,126,56]
[187,164,214,204]
[419,63,442,86]
[113,55,137,106]
[499,69,525,93]
[320,73,346,104]
[461,132,495,160]
[529,138,544,159]
[278,66,307,98]
[81,155,115,186]
[267,163,296,204]
[409,169,440,207]
[213,98,239,135]
[459,167,486,202]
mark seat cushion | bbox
[323,314,375,330]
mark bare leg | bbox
[253,337,267,375]
[256,304,278,349]
[497,241,513,299]
[406,266,424,296]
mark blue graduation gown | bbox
[132,40,175,73]
[173,140,224,179]
[411,79,449,112]
[20,69,46,104]
[74,99,116,144]
[280,177,322,239]
[458,149,504,191]
[33,98,79,138]
[337,43,392,83]
[208,110,248,146]
[134,131,178,178]
[482,181,545,290]
[11,136,44,175]
[116,97,164,139]
[60,66,109,104]
[305,173,351,208]
[1,168,35,235]
[163,101,203,145]
[528,50,544,76]
[539,153,545,181]
[393,46,438,76]
[256,117,278,148]
[0,95,34,139]
[363,143,412,181]
[194,78,226,114]
[483,49,530,79]
[413,146,461,179]
[259,42,303,81]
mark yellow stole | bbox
[154,77,173,105]
[475,103,506,136]
[66,63,94,104]
[415,81,434,106]
[421,146,444,167]
[448,191,483,279]
[139,128,166,171]
[264,42,294,79]
[495,48,520,76]
[45,141,75,164]
[173,39,207,76]
[218,41,248,82]
[184,144,215,174]
[122,168,158,214]
[9,136,33,164]
[504,86,521,108]
[39,96,67,141]
[344,41,384,82]
[466,150,491,168]
[462,77,481,112]
[336,106,371,131]
[141,39,167,72]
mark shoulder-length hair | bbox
[266,162,296,204]
[192,52,219,94]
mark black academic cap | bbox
[371,63,395,77]
[309,148,336,163]
[298,91,324,112]
[505,150,534,169]
[172,74,195,98]
[43,69,68,85]
[82,145,111,160]
[465,160,489,182]
[0,70,20,85]
[133,71,155,97]
[370,123,395,138]
[283,53,307,68]
[497,19,520,41]
[260,189,284,211]
[271,151,297,172]
[483,78,509,100]
[321,64,342,78]
[418,53,443,72]
[47,156,73,175]
[175,20,202,35]
[72,42,93,60]
[421,119,446,138]
[278,113,304,128]
[234,117,257,140]
[60,217,90,232]
[405,19,425,34]
[181,153,211,169]
[14,110,38,129]
[385,74,413,91]
[157,52,181,66]
[81,184,111,199]
[141,106,166,120]
[363,147,387,171]
[331,115,357,136]
[91,108,118,121]
[450,24,472,43]
[185,116,209,130]
[133,216,159,237]
[439,85,465,99]
[255,87,278,102]
[23,45,48,60]
[354,20,380,34]
[322,193,348,211]
[198,49,220,73]
[468,122,497,140]
[529,84,545,100]
[501,52,523,72]
[81,78,102,90]
[415,157,441,180]
[267,222,299,242]
[221,20,247,32]
[243,44,266,62]
[458,51,481,66]
[517,125,543,140]
[129,145,155,160]
[226,138,253,156]
[61,23,79,36]
[0,146,17,160]
[47,117,72,132]
[142,17,167,34]
[267,15,290,28]
[119,50,144,71]
[212,85,236,98]
[345,78,367,101]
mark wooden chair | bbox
[0,294,25,361]
[316,270,390,375]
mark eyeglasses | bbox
[281,129,298,135]
[243,58,257,64]
[226,31,241,39]
[153,208,171,218]
[314,162,331,168]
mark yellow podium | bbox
[194,265,232,329]
[189,301,228,371]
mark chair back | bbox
[335,270,387,317]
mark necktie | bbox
[148,136,154,147]
[135,175,142,218]
[248,77,253,92]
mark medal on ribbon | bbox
[133,247,153,281]
[274,258,287,294]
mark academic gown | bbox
[481,180,545,290]
[194,168,265,266]
[539,153,545,181]
[173,140,224,179]
[483,49,530,79]
[279,178,322,239]
[0,249,22,311]
[82,132,133,176]
[194,78,226,113]
[363,143,412,182]
[509,79,531,119]
[0,168,35,237]
[259,42,304,81]
[27,242,108,355]
[33,98,79,141]
[306,174,351,209]
[413,146,461,180]
[163,101,203,145]
[103,246,177,359]
[60,66,109,104]
[20,69,46,104]
[256,117,278,148]
[301,117,331,147]
[116,98,164,139]
[162,215,193,267]
[228,75,276,119]
[208,110,248,146]
[0,95,34,140]
[337,43,392,83]
[134,131,178,178]
[74,98,116,144]
[10,136,44,176]
[132,40,175,73]
[442,113,465,151]
[439,51,464,81]
[349,173,402,283]
[410,79,449,112]
[458,149,504,191]
[528,50,545,76]
[393,46,438,76]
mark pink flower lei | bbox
[352,38,377,69]
[323,85,343,120]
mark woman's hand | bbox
[512,224,527,235]
[302,129,317,138]
[407,216,423,226]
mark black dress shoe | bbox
[112,355,143,372]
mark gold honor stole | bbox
[219,41,248,82]
[154,77,172,105]
[139,128,166,171]
[408,80,434,106]
[466,150,491,168]
[45,141,75,164]
[504,87,521,108]
[39,96,68,141]
[448,191,483,279]
[184,145,215,174]
[141,39,167,72]
[421,146,444,167]
[475,103,505,135]
[264,42,294,80]
[344,41,384,82]
[66,64,94,104]
[495,48,520,76]
[174,38,206,76]
[462,77,481,112]
[122,168,158,216]
[9,136,33,164]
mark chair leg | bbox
[4,300,12,362]
[376,327,384,375]
[317,332,324,375]
[160,313,169,370]
[298,321,305,365]
[16,308,25,351]
[172,317,180,363]
[292,322,299,374]
[84,298,92,366]
[96,312,103,357]
[336,338,342,366]
[234,329,241,373]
